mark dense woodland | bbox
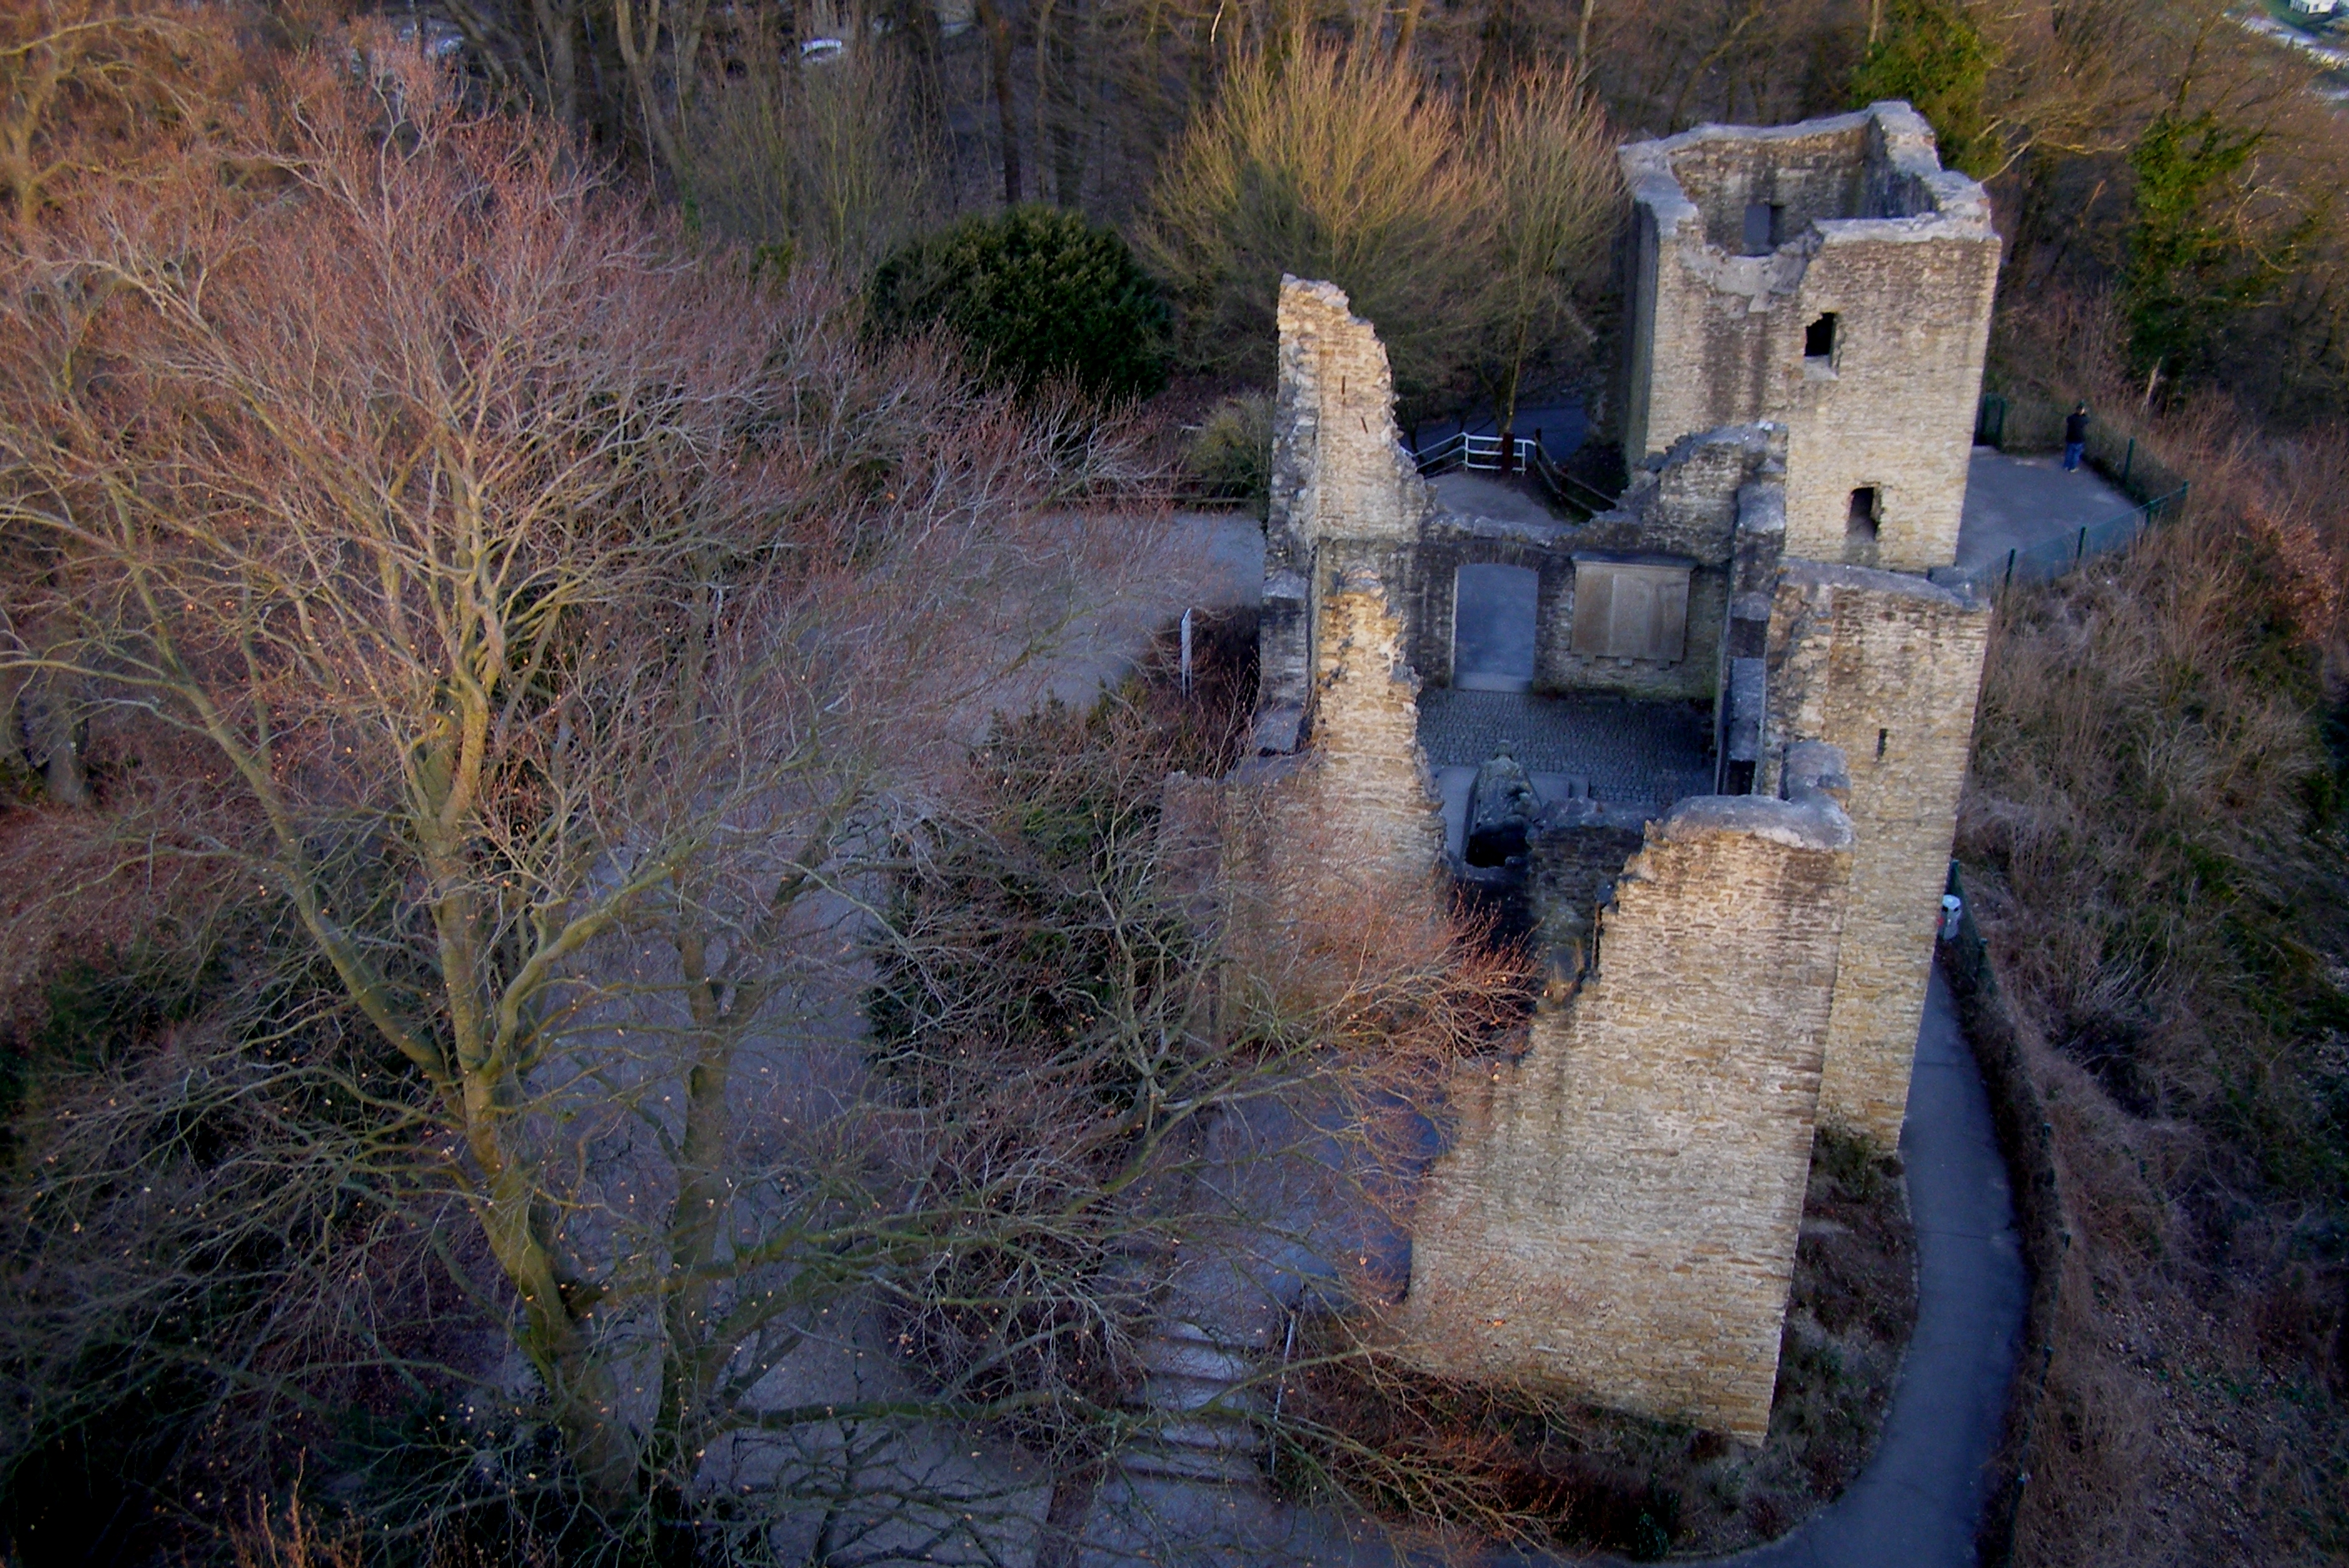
[1,0,2346,1564]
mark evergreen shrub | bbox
[868,207,1172,400]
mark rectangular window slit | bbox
[1806,312,1838,360]
[1847,485,1880,542]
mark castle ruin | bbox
[1185,102,1999,1444]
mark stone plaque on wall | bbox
[1571,559,1692,663]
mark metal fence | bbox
[1974,391,2189,504]
[1929,483,2191,598]
[1412,430,1617,516]
[1950,389,2196,597]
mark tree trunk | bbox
[611,0,690,196]
[1044,0,1087,207]
[530,0,584,132]
[975,0,1023,205]
[1396,0,1426,61]
[13,594,90,807]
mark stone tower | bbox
[1620,102,2000,572]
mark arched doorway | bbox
[1452,563,1539,692]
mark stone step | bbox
[1145,1416,1265,1456]
[1135,1336,1257,1385]
[1116,1411,1270,1485]
[1137,1370,1265,1417]
[1116,1440,1264,1485]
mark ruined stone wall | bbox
[1404,516,1576,692]
[1718,475,1788,786]
[1401,427,1779,702]
[1260,278,1438,753]
[1763,563,1989,1147]
[1400,787,1853,1441]
[1776,224,1999,571]
[1219,565,1446,945]
[1303,566,1449,884]
[1667,121,1873,250]
[1621,103,1998,573]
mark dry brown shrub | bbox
[1964,288,2349,1565]
[1268,1128,1915,1559]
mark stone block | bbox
[1620,103,1999,572]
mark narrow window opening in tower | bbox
[1847,485,1881,541]
[1741,201,1778,255]
[1805,312,1838,360]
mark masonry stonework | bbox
[1212,565,1447,942]
[1399,782,1854,1441]
[1621,103,1999,572]
[1762,563,1990,1145]
[1259,278,1440,755]
[1295,566,1449,887]
[1201,98,1997,1443]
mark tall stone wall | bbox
[1222,565,1446,938]
[1259,277,1438,753]
[1620,103,1998,573]
[1302,565,1449,887]
[1399,785,1854,1441]
[1763,562,1989,1147]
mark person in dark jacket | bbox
[2064,402,2089,471]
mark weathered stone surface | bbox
[1267,279,1436,554]
[1229,109,2000,1434]
[1300,568,1448,886]
[1404,426,1781,703]
[1764,562,1989,1147]
[1259,279,1439,752]
[1399,792,1853,1441]
[1620,103,1999,572]
[1220,567,1447,935]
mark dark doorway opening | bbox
[1452,564,1540,692]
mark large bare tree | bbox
[0,35,1539,1560]
[0,36,1162,1530]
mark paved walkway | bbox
[1552,965,2027,1568]
[1955,448,2133,573]
[1431,470,1574,530]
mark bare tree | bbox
[0,38,1169,1531]
[686,19,940,272]
[1137,36,1490,395]
[1467,64,1622,464]
[0,1,241,806]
